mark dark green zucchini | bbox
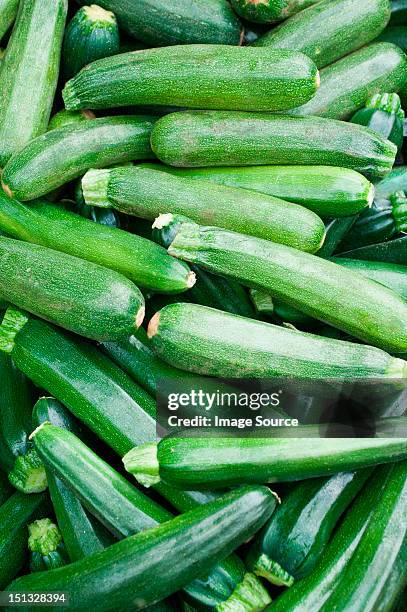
[231,0,318,24]
[377,24,407,50]
[0,0,67,166]
[1,115,156,201]
[290,43,407,120]
[374,165,407,206]
[62,5,120,81]
[253,0,391,68]
[337,236,407,263]
[6,486,276,611]
[0,0,19,42]
[150,111,397,179]
[350,92,405,149]
[0,193,195,294]
[390,0,407,24]
[82,166,326,252]
[318,217,358,258]
[48,109,95,131]
[329,257,407,299]
[28,518,68,573]
[0,470,12,506]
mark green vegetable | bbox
[318,217,358,258]
[0,470,12,506]
[377,24,407,50]
[390,0,407,24]
[0,0,67,166]
[230,0,318,24]
[62,4,120,81]
[82,166,326,252]
[48,109,95,131]
[6,486,276,611]
[168,224,407,353]
[63,45,319,112]
[1,115,156,201]
[253,0,391,68]
[375,166,407,206]
[150,111,397,180]
[337,236,407,263]
[0,0,19,42]
[329,257,407,299]
[350,92,405,149]
[28,518,68,573]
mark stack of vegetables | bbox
[0,0,406,610]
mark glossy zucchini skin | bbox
[350,92,405,149]
[0,0,67,166]
[253,0,390,68]
[1,116,156,201]
[48,109,95,131]
[329,258,407,299]
[144,164,374,218]
[318,216,358,258]
[151,111,397,179]
[0,194,194,294]
[337,236,407,263]
[377,25,407,50]
[168,225,407,353]
[82,165,326,252]
[390,0,407,24]
[0,237,145,341]
[63,45,319,112]
[231,0,318,24]
[0,0,19,42]
[62,5,120,81]
[6,486,276,611]
[289,43,407,120]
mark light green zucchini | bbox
[0,0,19,42]
[231,0,318,24]
[48,109,95,131]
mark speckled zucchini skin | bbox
[230,0,318,24]
[253,0,391,69]
[0,0,67,166]
[0,0,19,42]
[63,45,319,112]
[151,111,396,180]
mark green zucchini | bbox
[1,115,156,201]
[0,0,67,166]
[337,236,407,263]
[76,0,243,46]
[145,164,374,218]
[230,0,318,24]
[253,0,391,69]
[0,491,47,588]
[0,470,12,506]
[377,24,407,50]
[6,486,276,611]
[0,0,19,42]
[62,5,120,81]
[63,45,319,112]
[246,470,371,586]
[28,518,68,573]
[290,42,407,120]
[391,0,407,24]
[150,111,397,179]
[318,217,358,258]
[0,309,156,457]
[48,109,95,131]
[0,193,195,294]
[82,165,326,252]
[350,92,405,149]
[329,257,407,299]
[0,237,145,341]
[187,267,257,316]
[375,165,407,206]
[124,437,407,489]
[168,224,407,353]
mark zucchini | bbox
[0,237,145,341]
[318,216,358,258]
[0,193,195,294]
[0,309,156,457]
[0,0,19,42]
[253,0,391,69]
[329,257,407,299]
[246,470,371,586]
[28,518,68,573]
[48,109,95,131]
[63,45,319,112]
[230,0,318,24]
[168,224,407,353]
[6,486,276,611]
[391,0,407,24]
[82,165,326,252]
[62,5,120,81]
[76,0,243,46]
[0,0,67,166]
[0,470,12,506]
[375,165,407,206]
[1,115,156,201]
[350,92,405,149]
[337,236,407,263]
[150,111,397,179]
[145,164,374,218]
[377,24,407,50]
[124,437,407,489]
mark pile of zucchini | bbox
[0,0,406,610]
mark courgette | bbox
[391,0,407,24]
[150,111,397,179]
[318,217,359,258]
[0,237,145,341]
[337,236,407,263]
[48,109,95,131]
[62,5,120,81]
[28,518,68,573]
[0,0,19,42]
[0,470,12,506]
[289,43,407,120]
[374,165,407,206]
[350,92,405,149]
[82,166,326,252]
[0,0,67,166]
[329,257,407,299]
[230,0,318,24]
[377,24,407,50]
[253,0,391,69]
[168,224,407,353]
[6,486,276,611]
[1,115,156,201]
[63,45,319,112]
[0,193,195,294]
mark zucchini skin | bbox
[329,258,407,300]
[0,0,67,166]
[0,194,194,294]
[318,216,358,258]
[62,5,120,81]
[253,0,390,68]
[290,43,407,120]
[231,0,318,24]
[0,0,19,42]
[168,225,407,353]
[0,237,145,341]
[350,92,405,150]
[83,165,326,252]
[0,470,12,506]
[151,111,397,180]
[374,165,407,206]
[391,0,407,24]
[1,116,156,201]
[144,164,374,218]
[48,109,95,131]
[337,236,407,263]
[63,45,319,112]
[6,486,276,611]
[377,25,407,51]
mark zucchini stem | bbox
[123,442,160,487]
[82,168,111,208]
[216,572,272,611]
[0,306,29,353]
[247,552,294,588]
[8,448,47,494]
